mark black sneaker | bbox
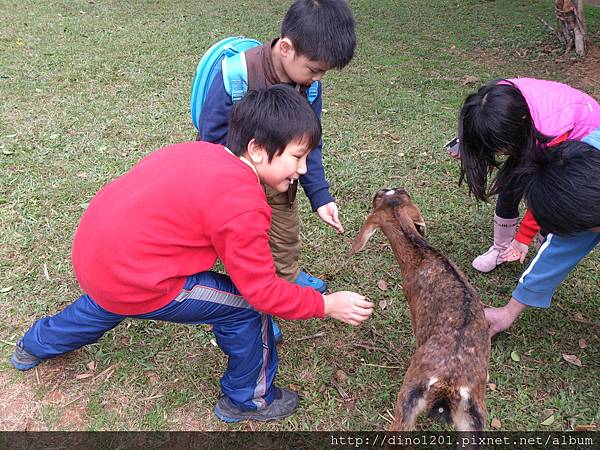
[11,340,42,371]
[214,387,299,423]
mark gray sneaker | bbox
[214,387,299,423]
[11,340,42,371]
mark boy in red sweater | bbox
[11,85,373,422]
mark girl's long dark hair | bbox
[458,79,553,202]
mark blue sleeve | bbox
[512,231,600,308]
[198,70,233,145]
[299,81,334,211]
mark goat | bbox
[351,188,490,431]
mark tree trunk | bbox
[555,0,587,57]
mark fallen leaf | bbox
[510,351,520,362]
[491,417,501,429]
[377,279,388,291]
[0,286,13,293]
[462,75,480,85]
[487,383,496,391]
[575,424,598,431]
[547,330,556,335]
[379,300,387,310]
[86,361,96,371]
[562,354,582,367]
[335,369,348,383]
[578,338,587,349]
[541,414,556,426]
[75,373,93,380]
[46,390,64,403]
[318,384,326,393]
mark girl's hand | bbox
[316,202,344,233]
[500,239,529,263]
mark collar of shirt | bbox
[224,146,260,182]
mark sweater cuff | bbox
[314,294,325,319]
[514,232,534,246]
[308,188,334,211]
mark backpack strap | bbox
[306,81,319,104]
[222,52,319,105]
[222,52,249,103]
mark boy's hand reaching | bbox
[316,202,344,233]
[500,239,529,263]
[323,291,373,326]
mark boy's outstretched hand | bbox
[323,291,373,326]
[316,202,344,233]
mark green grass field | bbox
[1,0,598,432]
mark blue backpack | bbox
[190,36,319,131]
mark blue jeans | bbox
[21,271,278,411]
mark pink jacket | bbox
[507,78,600,244]
[510,77,600,141]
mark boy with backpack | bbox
[194,0,356,313]
[11,85,374,422]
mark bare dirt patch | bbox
[0,372,42,431]
[567,42,600,95]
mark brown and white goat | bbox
[351,188,490,431]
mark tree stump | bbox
[555,0,587,57]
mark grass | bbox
[1,0,599,432]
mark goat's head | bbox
[351,188,426,254]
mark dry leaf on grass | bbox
[379,300,387,310]
[541,409,556,426]
[462,75,480,85]
[491,417,501,429]
[335,369,348,383]
[377,279,388,291]
[487,383,496,391]
[510,351,520,362]
[578,338,587,349]
[562,354,582,367]
[75,373,93,380]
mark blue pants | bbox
[21,271,278,411]
[513,230,599,308]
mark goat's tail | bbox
[389,378,487,432]
[426,379,486,431]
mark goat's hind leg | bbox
[389,381,428,431]
[451,392,487,432]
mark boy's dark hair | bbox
[227,84,321,161]
[458,79,552,202]
[524,140,600,235]
[281,0,356,69]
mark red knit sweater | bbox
[71,141,325,319]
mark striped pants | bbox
[20,271,278,410]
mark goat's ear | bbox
[405,203,426,237]
[414,221,426,237]
[350,216,379,254]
